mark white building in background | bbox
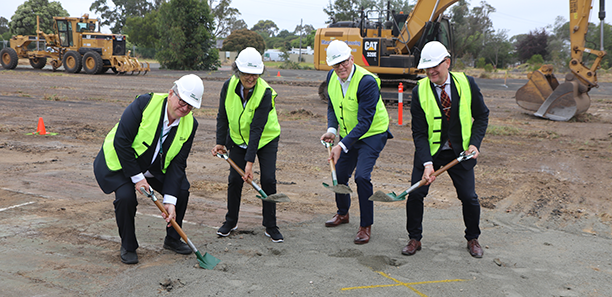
[263,49,284,61]
[290,46,313,55]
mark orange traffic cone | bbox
[277,71,281,77]
[35,117,47,135]
[30,117,56,135]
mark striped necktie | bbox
[438,83,451,121]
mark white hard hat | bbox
[174,74,203,109]
[326,40,352,66]
[417,41,450,69]
[235,47,264,74]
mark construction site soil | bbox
[0,66,611,296]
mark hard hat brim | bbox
[236,63,264,74]
[417,56,449,69]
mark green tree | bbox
[221,29,265,53]
[9,0,68,35]
[89,0,160,34]
[481,29,513,68]
[251,20,279,37]
[0,17,9,35]
[209,0,246,38]
[124,10,159,58]
[324,0,375,23]
[450,0,495,60]
[155,0,219,70]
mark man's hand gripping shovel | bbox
[215,153,290,203]
[321,140,352,194]
[140,187,220,269]
[369,151,476,202]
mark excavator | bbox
[515,0,606,121]
[314,0,459,102]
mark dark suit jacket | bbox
[410,73,489,170]
[93,93,198,197]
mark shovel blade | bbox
[257,193,291,203]
[322,182,353,194]
[195,251,220,270]
[369,190,404,202]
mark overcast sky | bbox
[1,0,607,38]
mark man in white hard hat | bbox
[211,47,284,243]
[320,40,393,244]
[94,74,202,264]
[403,41,489,258]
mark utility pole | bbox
[299,18,303,63]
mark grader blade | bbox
[515,65,559,112]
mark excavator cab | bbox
[515,0,606,121]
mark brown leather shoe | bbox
[467,239,483,258]
[325,213,349,227]
[401,239,421,255]
[354,226,371,244]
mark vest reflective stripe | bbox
[103,93,194,174]
[225,76,281,149]
[417,72,473,155]
[328,65,389,139]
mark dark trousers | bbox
[335,134,387,227]
[224,139,278,228]
[113,177,189,251]
[406,149,481,241]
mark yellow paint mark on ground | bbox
[342,271,467,296]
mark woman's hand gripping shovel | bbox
[215,153,290,203]
[321,141,352,194]
[141,187,220,269]
[369,151,476,202]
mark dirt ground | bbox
[0,65,611,296]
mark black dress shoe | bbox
[120,246,138,264]
[163,236,192,255]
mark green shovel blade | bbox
[195,251,220,270]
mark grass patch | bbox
[486,125,521,136]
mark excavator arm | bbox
[515,0,607,121]
[394,0,459,54]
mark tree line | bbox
[2,0,610,71]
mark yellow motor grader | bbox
[515,0,606,121]
[0,14,149,75]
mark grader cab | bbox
[0,14,149,75]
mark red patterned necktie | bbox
[438,84,451,121]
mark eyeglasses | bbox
[332,58,351,69]
[176,93,193,110]
[240,72,260,79]
[430,57,449,69]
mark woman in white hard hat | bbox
[211,47,284,243]
[94,74,203,264]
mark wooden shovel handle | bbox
[225,156,254,184]
[151,197,189,244]
[327,145,336,172]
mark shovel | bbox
[141,187,220,270]
[321,141,352,194]
[369,151,476,202]
[216,153,290,203]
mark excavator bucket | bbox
[515,65,559,112]
[516,65,590,121]
[534,77,590,121]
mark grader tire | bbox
[0,48,18,69]
[63,50,82,73]
[83,51,103,74]
[29,57,47,69]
